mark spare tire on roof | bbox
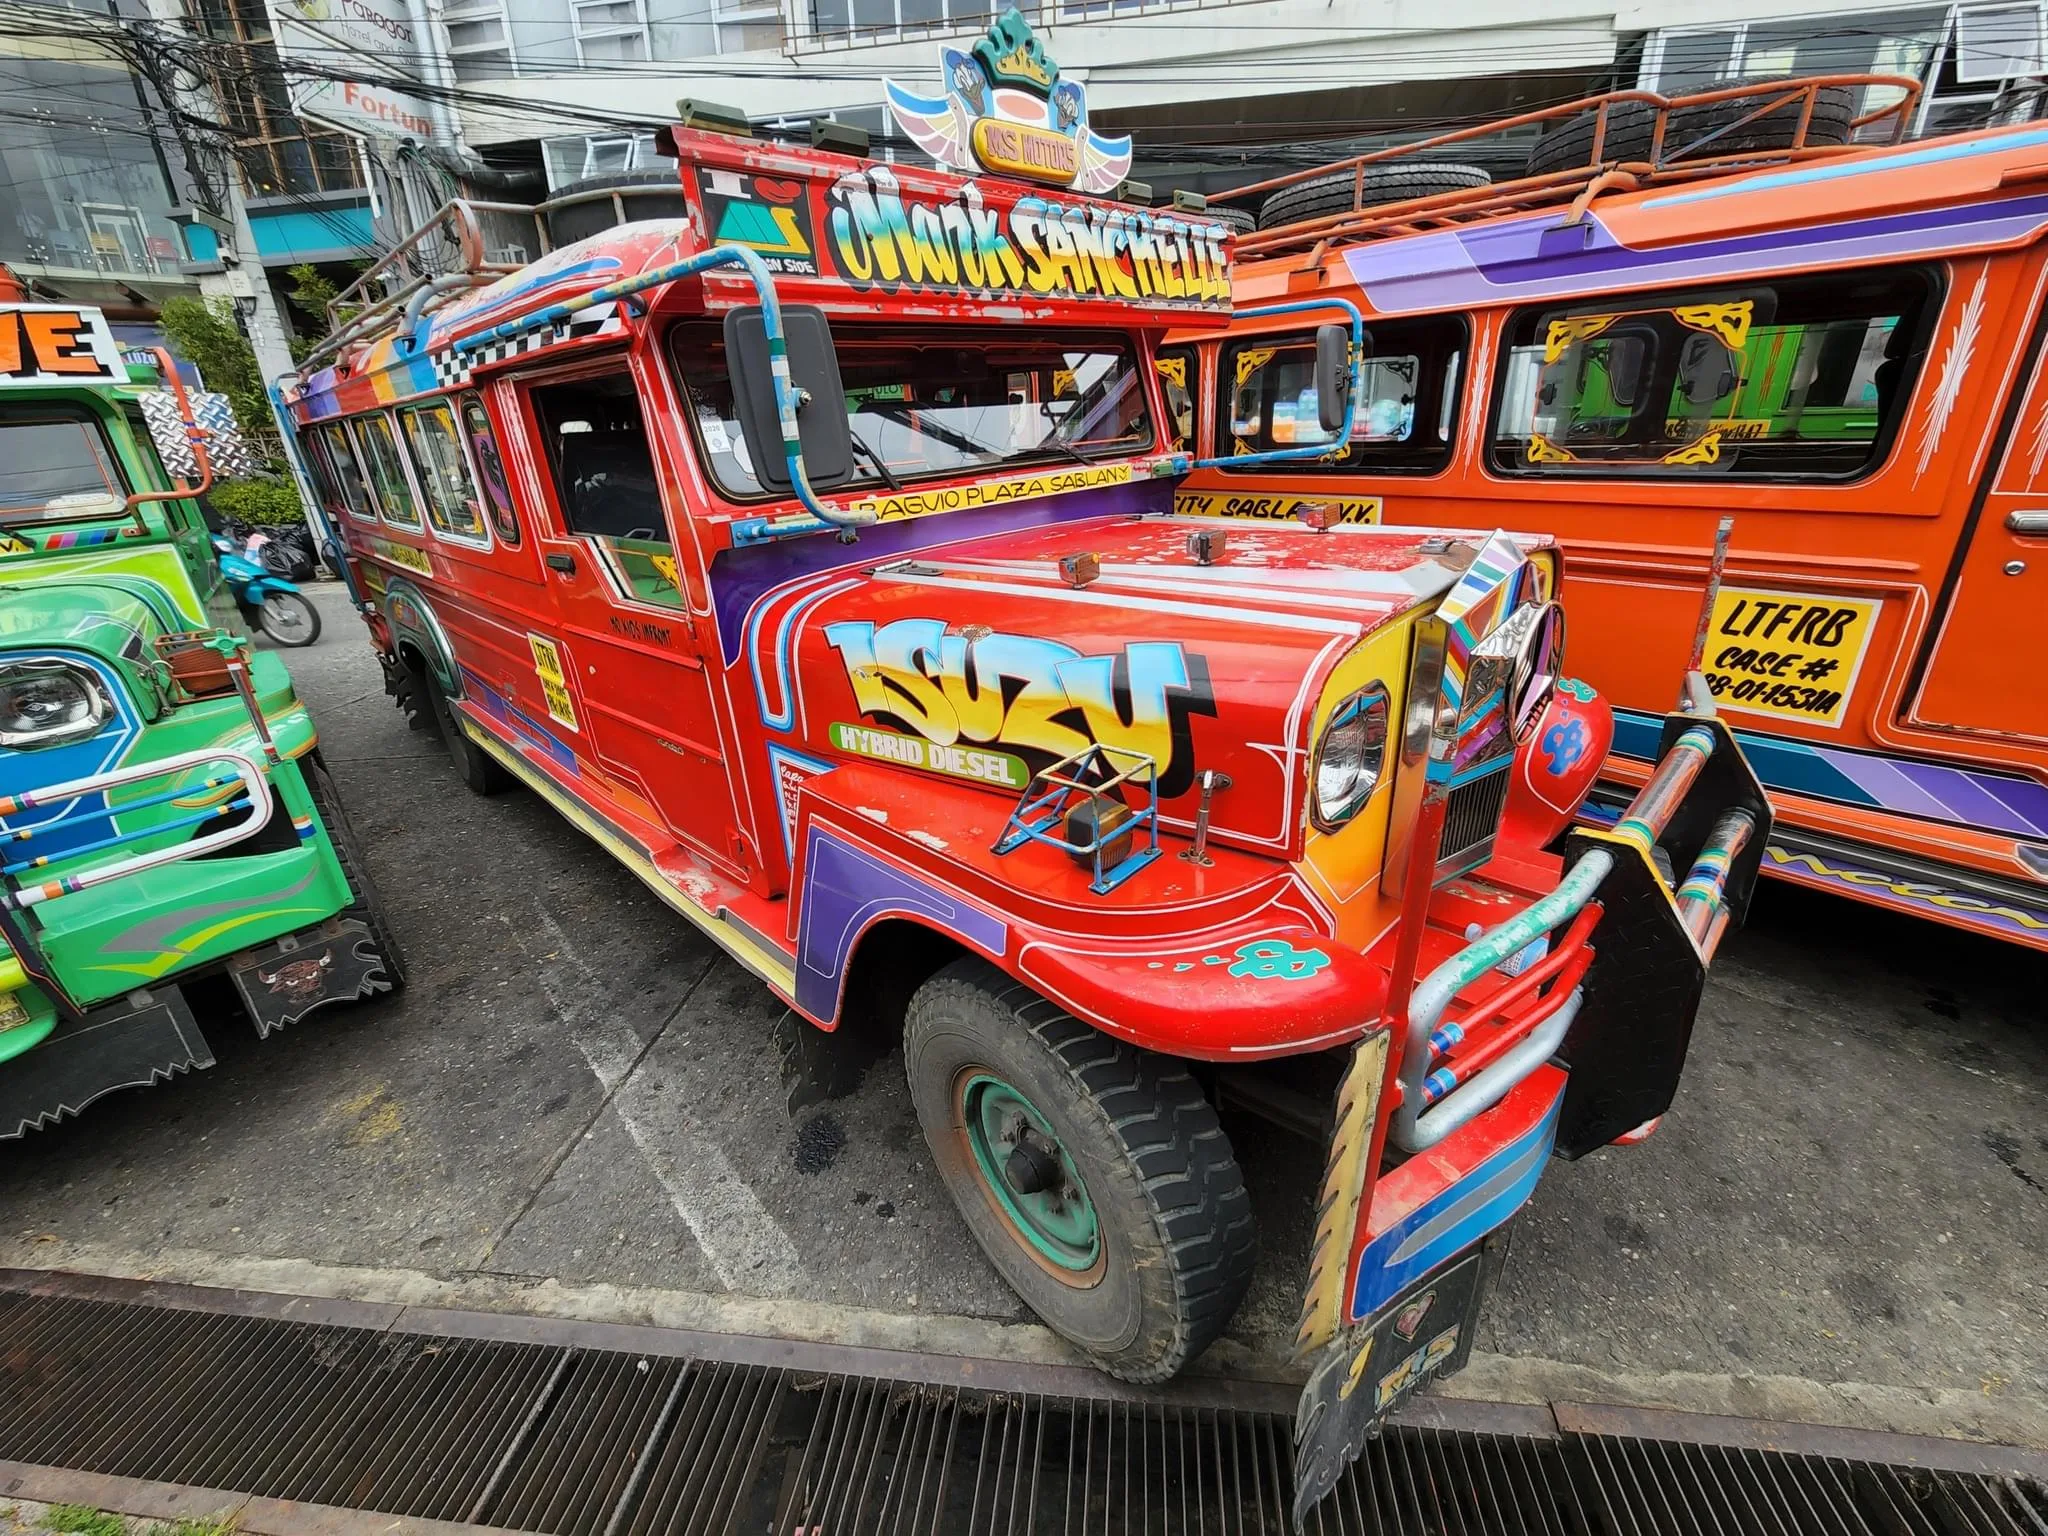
[1206,204,1257,235]
[545,171,688,248]
[1255,162,1492,231]
[1525,75,1857,178]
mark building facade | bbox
[429,0,2048,197]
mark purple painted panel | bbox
[795,824,1008,1021]
[710,477,1172,665]
[1343,193,2048,316]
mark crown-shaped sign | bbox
[883,6,1132,194]
[974,9,1055,91]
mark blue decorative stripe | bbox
[1611,709,2048,840]
[1350,1081,1563,1321]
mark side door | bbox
[513,354,747,878]
[1911,305,2048,744]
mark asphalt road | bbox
[3,584,2043,1445]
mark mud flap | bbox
[1,987,212,1139]
[228,918,395,1039]
[1555,713,1771,1158]
[1293,1236,1496,1524]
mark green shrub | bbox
[210,477,307,527]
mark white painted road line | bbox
[524,908,804,1294]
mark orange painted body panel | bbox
[1176,119,2048,947]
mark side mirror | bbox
[723,304,855,493]
[1314,323,1351,435]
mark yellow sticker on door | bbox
[527,633,580,732]
[1701,586,1880,728]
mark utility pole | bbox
[137,0,300,390]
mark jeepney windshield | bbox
[0,413,127,522]
[668,323,1154,501]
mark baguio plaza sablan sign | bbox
[1,4,2042,1530]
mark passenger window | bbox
[1155,345,1197,453]
[460,394,519,547]
[352,413,422,529]
[530,373,682,609]
[313,424,374,522]
[1491,267,1935,479]
[1219,317,1465,473]
[400,401,489,545]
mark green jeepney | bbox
[0,298,401,1137]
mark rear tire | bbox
[417,663,511,797]
[903,958,1256,1383]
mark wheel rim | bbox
[957,1071,1101,1277]
[262,594,308,639]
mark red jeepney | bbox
[278,22,1768,1515]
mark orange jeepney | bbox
[1172,77,2048,950]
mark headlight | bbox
[1312,682,1390,831]
[0,661,111,750]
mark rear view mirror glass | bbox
[1315,324,1350,435]
[723,304,855,493]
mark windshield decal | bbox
[844,461,1133,524]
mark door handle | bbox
[2007,510,2048,534]
[545,552,577,574]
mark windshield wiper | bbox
[1035,434,1104,468]
[847,427,904,490]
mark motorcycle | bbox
[212,530,322,647]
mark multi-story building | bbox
[433,0,2048,199]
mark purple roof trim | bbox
[1343,192,2048,315]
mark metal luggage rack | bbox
[300,181,683,374]
[1222,74,1926,262]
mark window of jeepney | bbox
[350,413,424,529]
[310,423,375,521]
[400,401,490,546]
[1490,267,1937,480]
[459,394,520,547]
[666,323,1154,502]
[1218,317,1466,473]
[0,412,127,522]
[529,372,684,610]
[1155,345,1198,453]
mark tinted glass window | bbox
[352,413,422,528]
[0,415,125,521]
[669,324,1154,502]
[313,423,374,520]
[401,401,488,543]
[1491,267,1935,479]
[460,394,519,547]
[1220,316,1465,473]
[531,372,681,609]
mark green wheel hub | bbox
[960,1072,1101,1274]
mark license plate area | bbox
[1362,1245,1487,1421]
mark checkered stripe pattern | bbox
[430,302,624,389]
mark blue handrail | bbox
[448,243,873,533]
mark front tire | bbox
[258,591,321,647]
[904,958,1256,1383]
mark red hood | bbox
[755,516,1542,859]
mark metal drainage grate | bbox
[0,1280,2042,1535]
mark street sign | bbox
[264,0,444,143]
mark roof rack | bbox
[300,180,682,375]
[1220,75,1924,263]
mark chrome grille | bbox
[1437,765,1511,877]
